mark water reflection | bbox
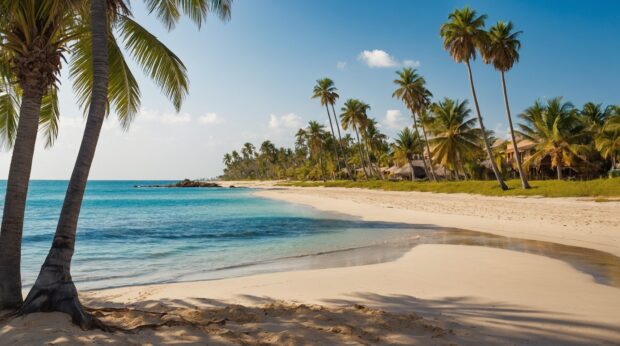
[204,227,620,289]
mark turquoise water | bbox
[6,181,421,290]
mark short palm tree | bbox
[392,127,421,181]
[440,7,508,190]
[312,78,347,177]
[305,120,327,180]
[429,98,481,180]
[20,0,232,328]
[392,68,436,181]
[519,98,588,180]
[340,99,370,179]
[596,109,620,169]
[483,21,530,189]
[361,118,386,179]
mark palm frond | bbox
[119,15,188,111]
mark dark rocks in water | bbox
[134,179,221,188]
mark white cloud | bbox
[198,113,222,125]
[358,49,421,69]
[337,61,347,70]
[139,107,192,124]
[358,49,399,68]
[382,109,408,130]
[269,113,303,130]
[403,59,421,68]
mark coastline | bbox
[235,181,620,257]
[2,181,620,344]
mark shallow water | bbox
[3,180,619,290]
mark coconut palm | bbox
[0,0,76,309]
[483,21,530,189]
[340,99,370,179]
[312,78,344,176]
[362,118,386,178]
[440,7,507,190]
[392,68,436,181]
[392,127,422,181]
[20,0,232,328]
[519,98,589,180]
[595,109,620,169]
[305,120,327,180]
[429,98,481,180]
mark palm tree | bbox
[483,21,530,189]
[429,98,481,180]
[519,98,588,180]
[440,7,507,190]
[340,99,370,179]
[392,68,436,181]
[595,108,620,169]
[392,127,421,181]
[305,120,327,180]
[312,78,343,176]
[20,0,232,328]
[0,0,75,309]
[362,118,386,179]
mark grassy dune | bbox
[278,179,620,198]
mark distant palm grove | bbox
[222,8,619,184]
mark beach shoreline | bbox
[2,181,620,344]
[225,180,620,256]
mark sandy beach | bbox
[2,182,619,345]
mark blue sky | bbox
[2,0,619,179]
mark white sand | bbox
[1,183,619,345]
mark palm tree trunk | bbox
[331,104,354,180]
[353,125,368,179]
[0,88,43,309]
[419,121,437,182]
[20,0,109,330]
[465,61,508,190]
[408,160,416,181]
[324,105,341,176]
[501,71,530,189]
[409,111,432,181]
[363,137,378,179]
[557,163,563,180]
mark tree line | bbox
[222,7,619,184]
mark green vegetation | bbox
[278,179,620,198]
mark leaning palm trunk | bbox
[353,125,368,179]
[419,121,437,182]
[324,105,341,176]
[0,88,43,309]
[409,111,431,181]
[331,104,353,180]
[20,0,109,330]
[501,71,530,188]
[465,61,508,190]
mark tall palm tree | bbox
[483,21,530,189]
[429,98,481,180]
[392,68,436,181]
[440,7,508,190]
[20,0,232,328]
[340,99,370,179]
[519,98,588,180]
[0,0,75,309]
[392,127,421,181]
[312,78,343,176]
